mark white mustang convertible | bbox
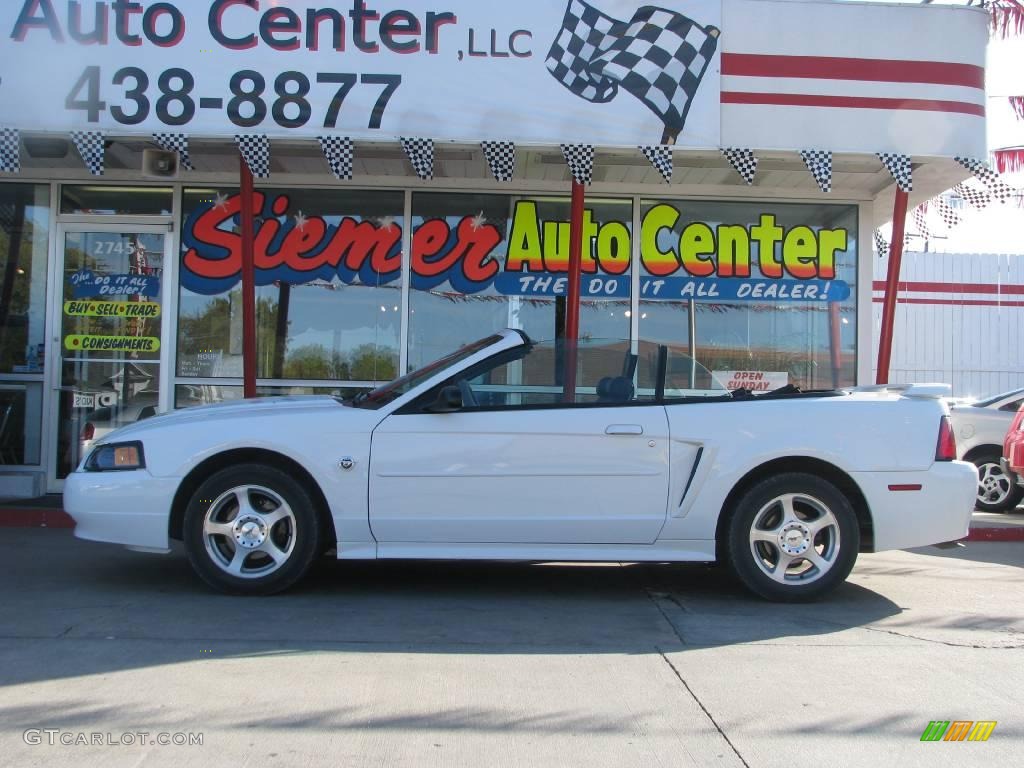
[65,330,976,601]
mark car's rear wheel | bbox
[183,463,321,595]
[971,451,1023,512]
[725,472,860,602]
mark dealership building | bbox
[0,0,995,495]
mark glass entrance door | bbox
[51,227,168,484]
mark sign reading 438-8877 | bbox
[0,0,722,147]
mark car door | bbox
[368,338,671,545]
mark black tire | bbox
[971,450,1024,513]
[183,463,322,595]
[724,472,860,602]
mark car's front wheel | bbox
[183,463,321,595]
[971,451,1024,513]
[725,472,860,602]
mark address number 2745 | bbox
[65,66,402,130]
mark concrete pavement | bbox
[0,529,1021,767]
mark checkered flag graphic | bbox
[71,130,105,176]
[873,229,889,259]
[481,141,516,182]
[318,136,354,180]
[561,143,595,185]
[546,1,720,144]
[954,156,1016,203]
[721,148,757,185]
[152,132,193,171]
[878,153,912,192]
[800,150,832,193]
[639,145,672,183]
[235,134,270,178]
[401,137,434,180]
[912,205,931,239]
[0,128,20,173]
[953,182,991,209]
[934,198,962,230]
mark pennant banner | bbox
[877,153,912,192]
[318,136,354,180]
[152,132,193,171]
[954,156,1016,202]
[800,149,832,193]
[235,134,270,178]
[911,205,931,239]
[401,137,434,180]
[639,145,673,184]
[71,130,105,176]
[873,229,889,259]
[934,198,962,230]
[953,182,991,209]
[721,147,757,185]
[0,128,19,173]
[481,141,516,182]
[561,143,595,185]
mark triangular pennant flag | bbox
[953,182,991,209]
[0,128,20,173]
[934,198,962,230]
[877,153,912,192]
[912,205,931,239]
[721,148,757,185]
[873,229,889,259]
[481,141,515,182]
[639,145,673,184]
[561,143,595,185]
[71,130,105,176]
[235,134,270,178]
[400,137,434,180]
[152,132,193,171]
[954,156,1016,203]
[799,149,832,193]
[318,136,353,180]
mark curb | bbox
[2,507,1024,542]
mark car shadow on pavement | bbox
[0,529,909,690]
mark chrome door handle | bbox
[605,424,643,435]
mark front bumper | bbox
[852,461,977,552]
[63,469,180,550]
[1001,457,1024,488]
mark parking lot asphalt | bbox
[0,529,1021,768]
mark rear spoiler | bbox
[844,383,952,400]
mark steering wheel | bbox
[457,379,478,408]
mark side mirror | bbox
[425,385,463,413]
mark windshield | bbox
[348,334,504,409]
[972,388,1024,408]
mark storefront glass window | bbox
[407,193,632,371]
[0,183,49,465]
[638,200,857,391]
[178,188,403,384]
[61,186,173,216]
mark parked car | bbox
[64,331,976,602]
[1003,403,1024,501]
[949,387,1024,512]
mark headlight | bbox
[85,441,146,471]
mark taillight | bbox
[935,415,956,461]
[81,422,95,442]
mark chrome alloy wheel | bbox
[202,485,297,579]
[977,461,1013,507]
[748,492,841,585]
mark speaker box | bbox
[141,148,179,179]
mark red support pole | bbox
[876,187,910,385]
[239,156,258,399]
[563,179,585,401]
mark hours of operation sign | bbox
[0,0,723,147]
